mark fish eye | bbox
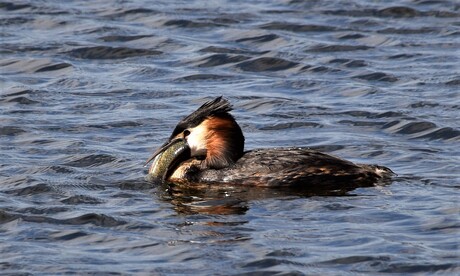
[183,129,190,137]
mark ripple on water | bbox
[7,213,127,227]
[196,54,250,67]
[302,65,341,73]
[308,44,373,52]
[109,7,159,17]
[60,195,104,205]
[199,46,267,55]
[2,95,39,104]
[445,78,460,86]
[382,120,460,141]
[3,183,52,196]
[174,74,236,82]
[0,2,34,11]
[98,34,154,42]
[163,19,225,28]
[236,57,299,72]
[322,6,458,18]
[63,154,118,168]
[66,46,162,59]
[328,58,367,68]
[260,22,339,32]
[63,213,126,227]
[0,126,27,136]
[0,58,72,74]
[50,230,90,241]
[352,72,399,82]
[0,17,33,26]
[236,34,281,43]
[259,122,322,131]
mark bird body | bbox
[167,147,392,187]
[146,97,393,188]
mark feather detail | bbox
[202,116,244,169]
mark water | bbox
[1,0,459,274]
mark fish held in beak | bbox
[145,138,191,181]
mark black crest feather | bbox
[171,96,233,137]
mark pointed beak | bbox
[145,138,191,180]
[144,139,177,167]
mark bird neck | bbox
[202,115,244,169]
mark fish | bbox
[147,138,190,180]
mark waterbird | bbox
[145,97,393,188]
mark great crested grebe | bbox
[145,97,393,188]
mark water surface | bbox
[1,0,459,274]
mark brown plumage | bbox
[146,97,394,188]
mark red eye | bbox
[183,130,190,137]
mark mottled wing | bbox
[200,148,385,187]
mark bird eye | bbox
[183,129,190,137]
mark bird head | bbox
[146,97,245,179]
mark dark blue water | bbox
[1,0,459,274]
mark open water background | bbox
[1,0,459,274]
